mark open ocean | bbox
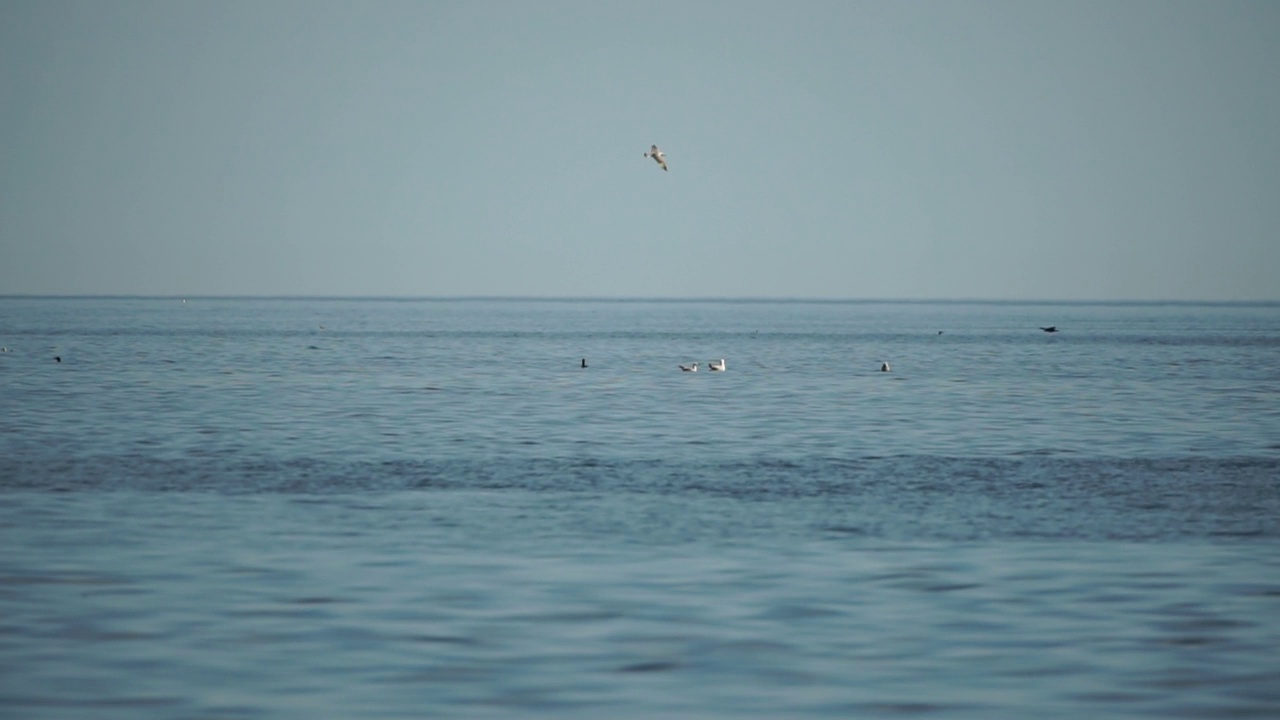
[1,296,1278,719]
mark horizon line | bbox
[1,293,1278,306]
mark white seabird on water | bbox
[645,145,668,171]
[679,362,698,372]
[708,359,726,371]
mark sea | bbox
[1,296,1278,719]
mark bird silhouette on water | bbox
[1040,326,1058,333]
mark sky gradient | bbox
[2,0,1277,300]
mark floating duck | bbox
[645,145,668,171]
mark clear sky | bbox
[2,0,1277,300]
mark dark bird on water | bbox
[581,358,587,368]
[1040,326,1058,333]
[54,356,61,363]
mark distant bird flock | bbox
[11,134,1063,382]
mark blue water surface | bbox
[1,297,1278,718]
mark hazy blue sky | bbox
[2,0,1277,299]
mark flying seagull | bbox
[645,145,668,171]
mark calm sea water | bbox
[1,297,1278,719]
